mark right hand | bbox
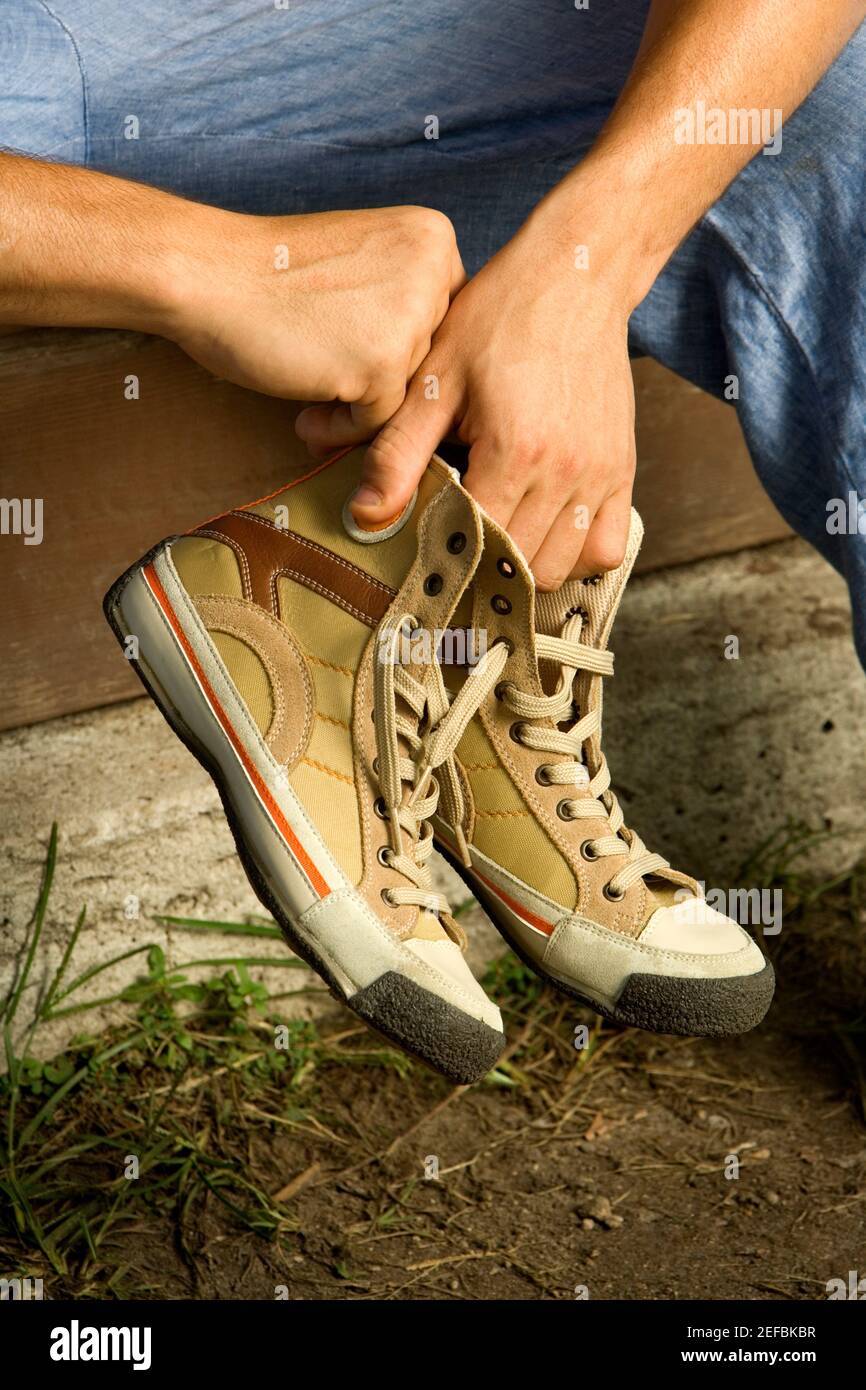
[170,205,465,436]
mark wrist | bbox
[524,154,678,314]
[0,158,233,338]
[130,200,238,339]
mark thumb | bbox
[351,376,454,526]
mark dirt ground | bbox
[94,910,866,1298]
[3,850,865,1302]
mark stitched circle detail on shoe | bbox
[341,488,417,544]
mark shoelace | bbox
[499,608,669,900]
[373,612,510,923]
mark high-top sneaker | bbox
[104,449,507,1083]
[434,507,775,1037]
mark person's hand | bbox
[172,205,465,435]
[297,196,639,587]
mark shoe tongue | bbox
[534,510,644,647]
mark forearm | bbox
[530,0,866,308]
[0,153,215,332]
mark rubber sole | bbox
[103,549,505,1086]
[435,837,775,1037]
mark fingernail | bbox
[350,484,383,510]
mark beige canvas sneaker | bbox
[433,505,775,1037]
[104,448,507,1083]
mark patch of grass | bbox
[481,951,544,1006]
[0,826,411,1297]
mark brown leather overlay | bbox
[195,511,397,628]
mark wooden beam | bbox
[0,329,789,731]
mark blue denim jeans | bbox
[4,2,865,665]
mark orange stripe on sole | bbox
[142,563,331,900]
[438,834,553,936]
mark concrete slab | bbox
[2,537,864,1056]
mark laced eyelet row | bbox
[493,605,631,907]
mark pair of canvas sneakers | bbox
[105,447,774,1084]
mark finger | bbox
[504,483,584,569]
[295,404,360,457]
[295,376,410,457]
[569,487,632,579]
[353,372,456,523]
[529,492,608,592]
[461,439,529,533]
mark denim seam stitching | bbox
[33,0,89,163]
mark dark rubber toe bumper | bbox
[613,959,775,1037]
[351,973,506,1084]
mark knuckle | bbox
[506,435,546,471]
[367,417,414,470]
[550,454,580,489]
[334,378,365,404]
[405,205,457,246]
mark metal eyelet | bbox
[535,765,554,786]
[374,796,389,820]
[580,839,599,861]
[497,638,515,656]
[377,846,392,868]
[497,557,516,579]
[371,756,379,776]
[509,721,526,744]
[491,594,512,615]
[603,881,625,902]
[381,888,397,907]
[424,573,444,596]
[446,532,466,554]
[556,799,576,821]
[494,681,511,702]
